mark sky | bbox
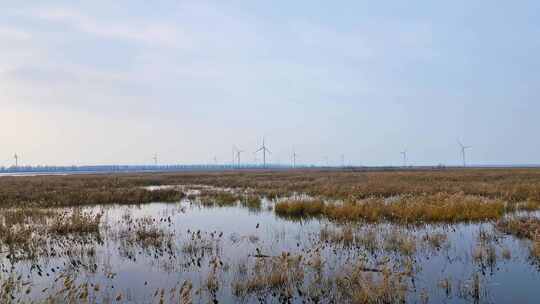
[1,1,539,167]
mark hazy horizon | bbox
[2,1,539,167]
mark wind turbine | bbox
[255,137,271,168]
[458,140,472,167]
[235,148,244,167]
[292,150,298,168]
[152,153,158,166]
[14,153,19,167]
[340,154,345,167]
[400,150,407,167]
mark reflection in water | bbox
[1,198,540,303]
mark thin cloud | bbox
[31,7,193,49]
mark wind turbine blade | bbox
[255,147,264,153]
[266,148,272,154]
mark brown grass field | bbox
[1,168,539,222]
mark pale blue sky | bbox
[1,1,539,166]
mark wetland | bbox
[1,169,540,303]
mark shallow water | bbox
[1,198,540,303]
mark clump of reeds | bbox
[422,231,449,250]
[502,247,512,260]
[274,199,325,217]
[459,273,483,302]
[182,231,220,257]
[438,277,452,298]
[2,208,57,227]
[135,226,166,248]
[0,222,33,247]
[232,252,303,298]
[335,262,408,303]
[198,191,241,207]
[496,216,540,239]
[241,195,262,211]
[498,217,540,262]
[319,225,355,247]
[516,199,540,211]
[48,209,102,235]
[383,229,417,256]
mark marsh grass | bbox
[241,195,262,211]
[422,231,449,250]
[496,216,540,239]
[105,169,540,204]
[3,169,540,210]
[497,217,540,262]
[48,209,102,235]
[0,175,184,208]
[320,225,355,247]
[276,192,505,223]
[335,263,408,304]
[182,231,221,258]
[0,207,104,263]
[459,273,483,302]
[198,190,241,207]
[383,229,417,256]
[0,223,33,247]
[274,199,325,218]
[232,252,304,298]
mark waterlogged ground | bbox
[1,189,540,303]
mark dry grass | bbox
[320,225,355,247]
[0,222,33,247]
[198,191,241,207]
[232,252,304,298]
[276,192,505,223]
[0,175,184,208]
[241,195,262,210]
[532,239,540,260]
[335,263,408,304]
[459,273,483,302]
[3,168,540,209]
[422,231,449,250]
[48,209,102,235]
[496,216,540,239]
[274,199,325,218]
[383,229,417,256]
[103,168,540,203]
[497,217,540,262]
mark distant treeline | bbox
[2,164,538,175]
[0,164,313,174]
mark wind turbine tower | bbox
[255,137,271,168]
[152,153,158,166]
[400,150,407,167]
[235,148,244,167]
[458,141,472,167]
[292,150,298,168]
[14,153,19,167]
